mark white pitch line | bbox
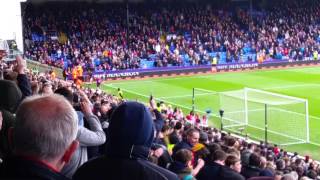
[264,83,320,90]
[108,79,320,123]
[108,74,214,86]
[158,94,194,99]
[104,84,202,113]
[102,83,320,147]
[158,88,218,99]
[103,75,320,146]
[109,79,320,121]
[225,107,308,120]
[158,92,217,100]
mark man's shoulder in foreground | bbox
[74,156,179,180]
[0,156,70,180]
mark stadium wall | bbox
[216,59,320,72]
[40,59,320,81]
[89,59,320,81]
[88,65,214,80]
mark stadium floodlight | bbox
[219,87,309,146]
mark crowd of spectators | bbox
[1,52,320,179]
[1,0,320,179]
[22,0,320,78]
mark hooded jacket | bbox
[74,101,178,180]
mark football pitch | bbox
[89,66,320,159]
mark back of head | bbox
[174,149,193,165]
[0,79,22,113]
[281,173,295,180]
[299,177,312,180]
[249,153,261,167]
[248,143,255,150]
[106,101,154,159]
[295,166,304,177]
[54,87,74,103]
[199,131,208,144]
[211,149,227,162]
[174,121,182,130]
[207,143,221,155]
[13,94,78,161]
[225,154,240,167]
[248,177,274,180]
[276,159,285,170]
[226,137,237,147]
[307,170,317,179]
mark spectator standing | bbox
[196,150,227,180]
[172,128,200,156]
[117,88,124,100]
[241,153,263,179]
[219,155,245,180]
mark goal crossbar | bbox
[244,87,307,105]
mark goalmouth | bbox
[219,87,309,146]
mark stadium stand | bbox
[1,0,320,180]
[1,53,320,179]
[22,0,320,80]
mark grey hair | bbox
[13,94,78,161]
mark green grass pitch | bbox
[88,66,320,159]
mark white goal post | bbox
[220,87,309,145]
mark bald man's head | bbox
[13,94,78,161]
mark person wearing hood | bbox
[73,101,178,180]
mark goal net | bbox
[219,87,309,146]
[192,88,220,127]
